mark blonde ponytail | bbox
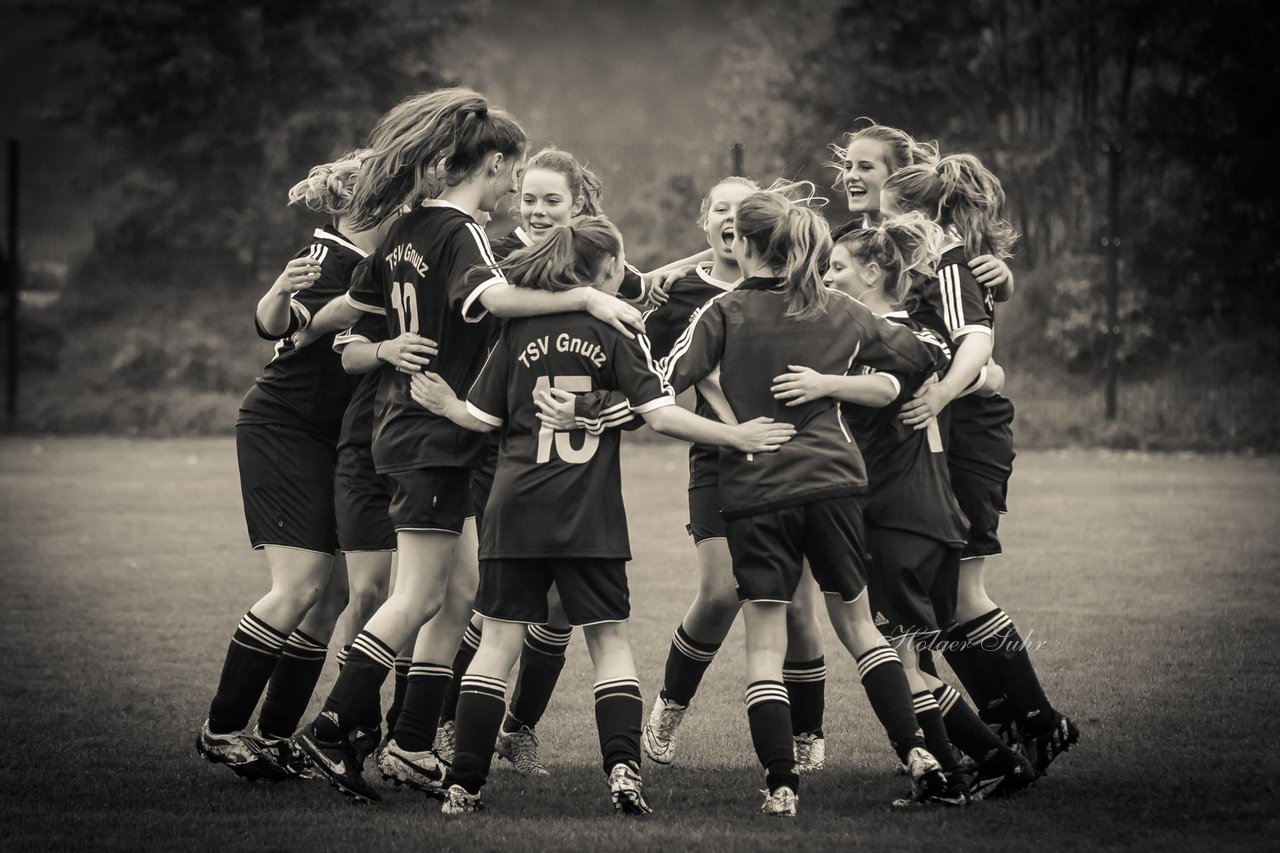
[486,215,622,293]
[287,149,371,216]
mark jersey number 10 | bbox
[390,281,419,334]
[534,375,599,464]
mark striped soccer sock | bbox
[439,622,483,726]
[594,677,643,773]
[745,679,798,794]
[313,630,395,742]
[505,624,572,732]
[933,682,1015,763]
[385,656,412,732]
[913,690,963,774]
[855,645,926,763]
[390,661,453,751]
[659,624,720,707]
[957,608,1055,734]
[445,674,507,795]
[257,629,328,739]
[207,611,289,734]
[783,656,826,736]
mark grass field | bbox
[2,438,1278,851]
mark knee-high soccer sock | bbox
[941,622,1009,724]
[855,645,926,763]
[745,680,799,794]
[390,662,453,751]
[257,630,328,739]
[783,656,826,737]
[384,656,412,732]
[439,623,482,726]
[956,608,1055,736]
[659,624,720,707]
[594,678,643,773]
[505,624,572,732]
[312,630,395,742]
[933,683,1021,763]
[444,674,507,795]
[207,612,289,734]
[336,644,351,670]
[913,690,963,774]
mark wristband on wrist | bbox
[375,341,386,363]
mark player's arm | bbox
[478,284,645,339]
[256,256,322,339]
[969,254,1014,302]
[295,253,386,347]
[644,249,715,301]
[771,365,900,408]
[533,388,638,434]
[409,371,493,431]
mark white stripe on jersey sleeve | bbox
[332,328,371,353]
[952,324,992,341]
[460,221,507,322]
[659,291,733,381]
[290,299,312,329]
[630,395,675,414]
[313,228,369,258]
[345,292,386,315]
[465,400,504,428]
[940,264,965,333]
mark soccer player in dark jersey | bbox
[828,122,1014,298]
[290,90,653,804]
[779,214,1036,800]
[197,152,418,781]
[883,154,1080,776]
[661,186,959,816]
[406,216,795,816]
[434,147,656,776]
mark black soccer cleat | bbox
[1023,713,1080,776]
[295,725,382,803]
[196,720,290,783]
[969,747,1038,800]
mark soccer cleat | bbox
[759,785,798,817]
[1022,713,1080,776]
[895,747,966,807]
[349,725,382,769]
[441,783,484,816]
[496,725,550,777]
[793,731,826,773]
[434,719,457,765]
[641,697,687,765]
[376,738,446,797]
[295,724,381,803]
[969,747,1038,800]
[196,721,290,782]
[246,727,320,780]
[608,762,654,815]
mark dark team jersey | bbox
[467,313,675,559]
[644,263,739,490]
[333,308,389,452]
[663,277,938,520]
[906,241,1014,480]
[494,226,646,302]
[237,226,364,439]
[347,200,504,474]
[841,312,968,545]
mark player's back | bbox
[469,312,672,560]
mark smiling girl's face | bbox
[840,138,893,216]
[520,168,581,241]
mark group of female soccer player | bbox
[194,86,1079,819]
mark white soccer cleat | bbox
[441,783,484,816]
[641,698,687,765]
[496,725,550,777]
[376,738,446,797]
[608,762,654,815]
[434,719,457,766]
[759,785,798,817]
[793,731,826,773]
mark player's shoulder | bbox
[491,228,532,260]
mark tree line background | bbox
[3,0,1277,448]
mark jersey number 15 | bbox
[534,375,599,464]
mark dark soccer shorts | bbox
[236,422,338,554]
[686,485,727,543]
[949,467,1008,559]
[386,467,472,534]
[476,558,630,626]
[469,442,499,526]
[334,444,396,552]
[867,525,961,639]
[726,496,869,603]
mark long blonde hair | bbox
[494,216,622,293]
[348,87,527,230]
[287,149,371,216]
[828,121,939,191]
[883,153,1018,260]
[735,186,833,320]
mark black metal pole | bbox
[1102,141,1121,421]
[730,142,744,176]
[6,138,18,419]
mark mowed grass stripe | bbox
[1,439,1278,851]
